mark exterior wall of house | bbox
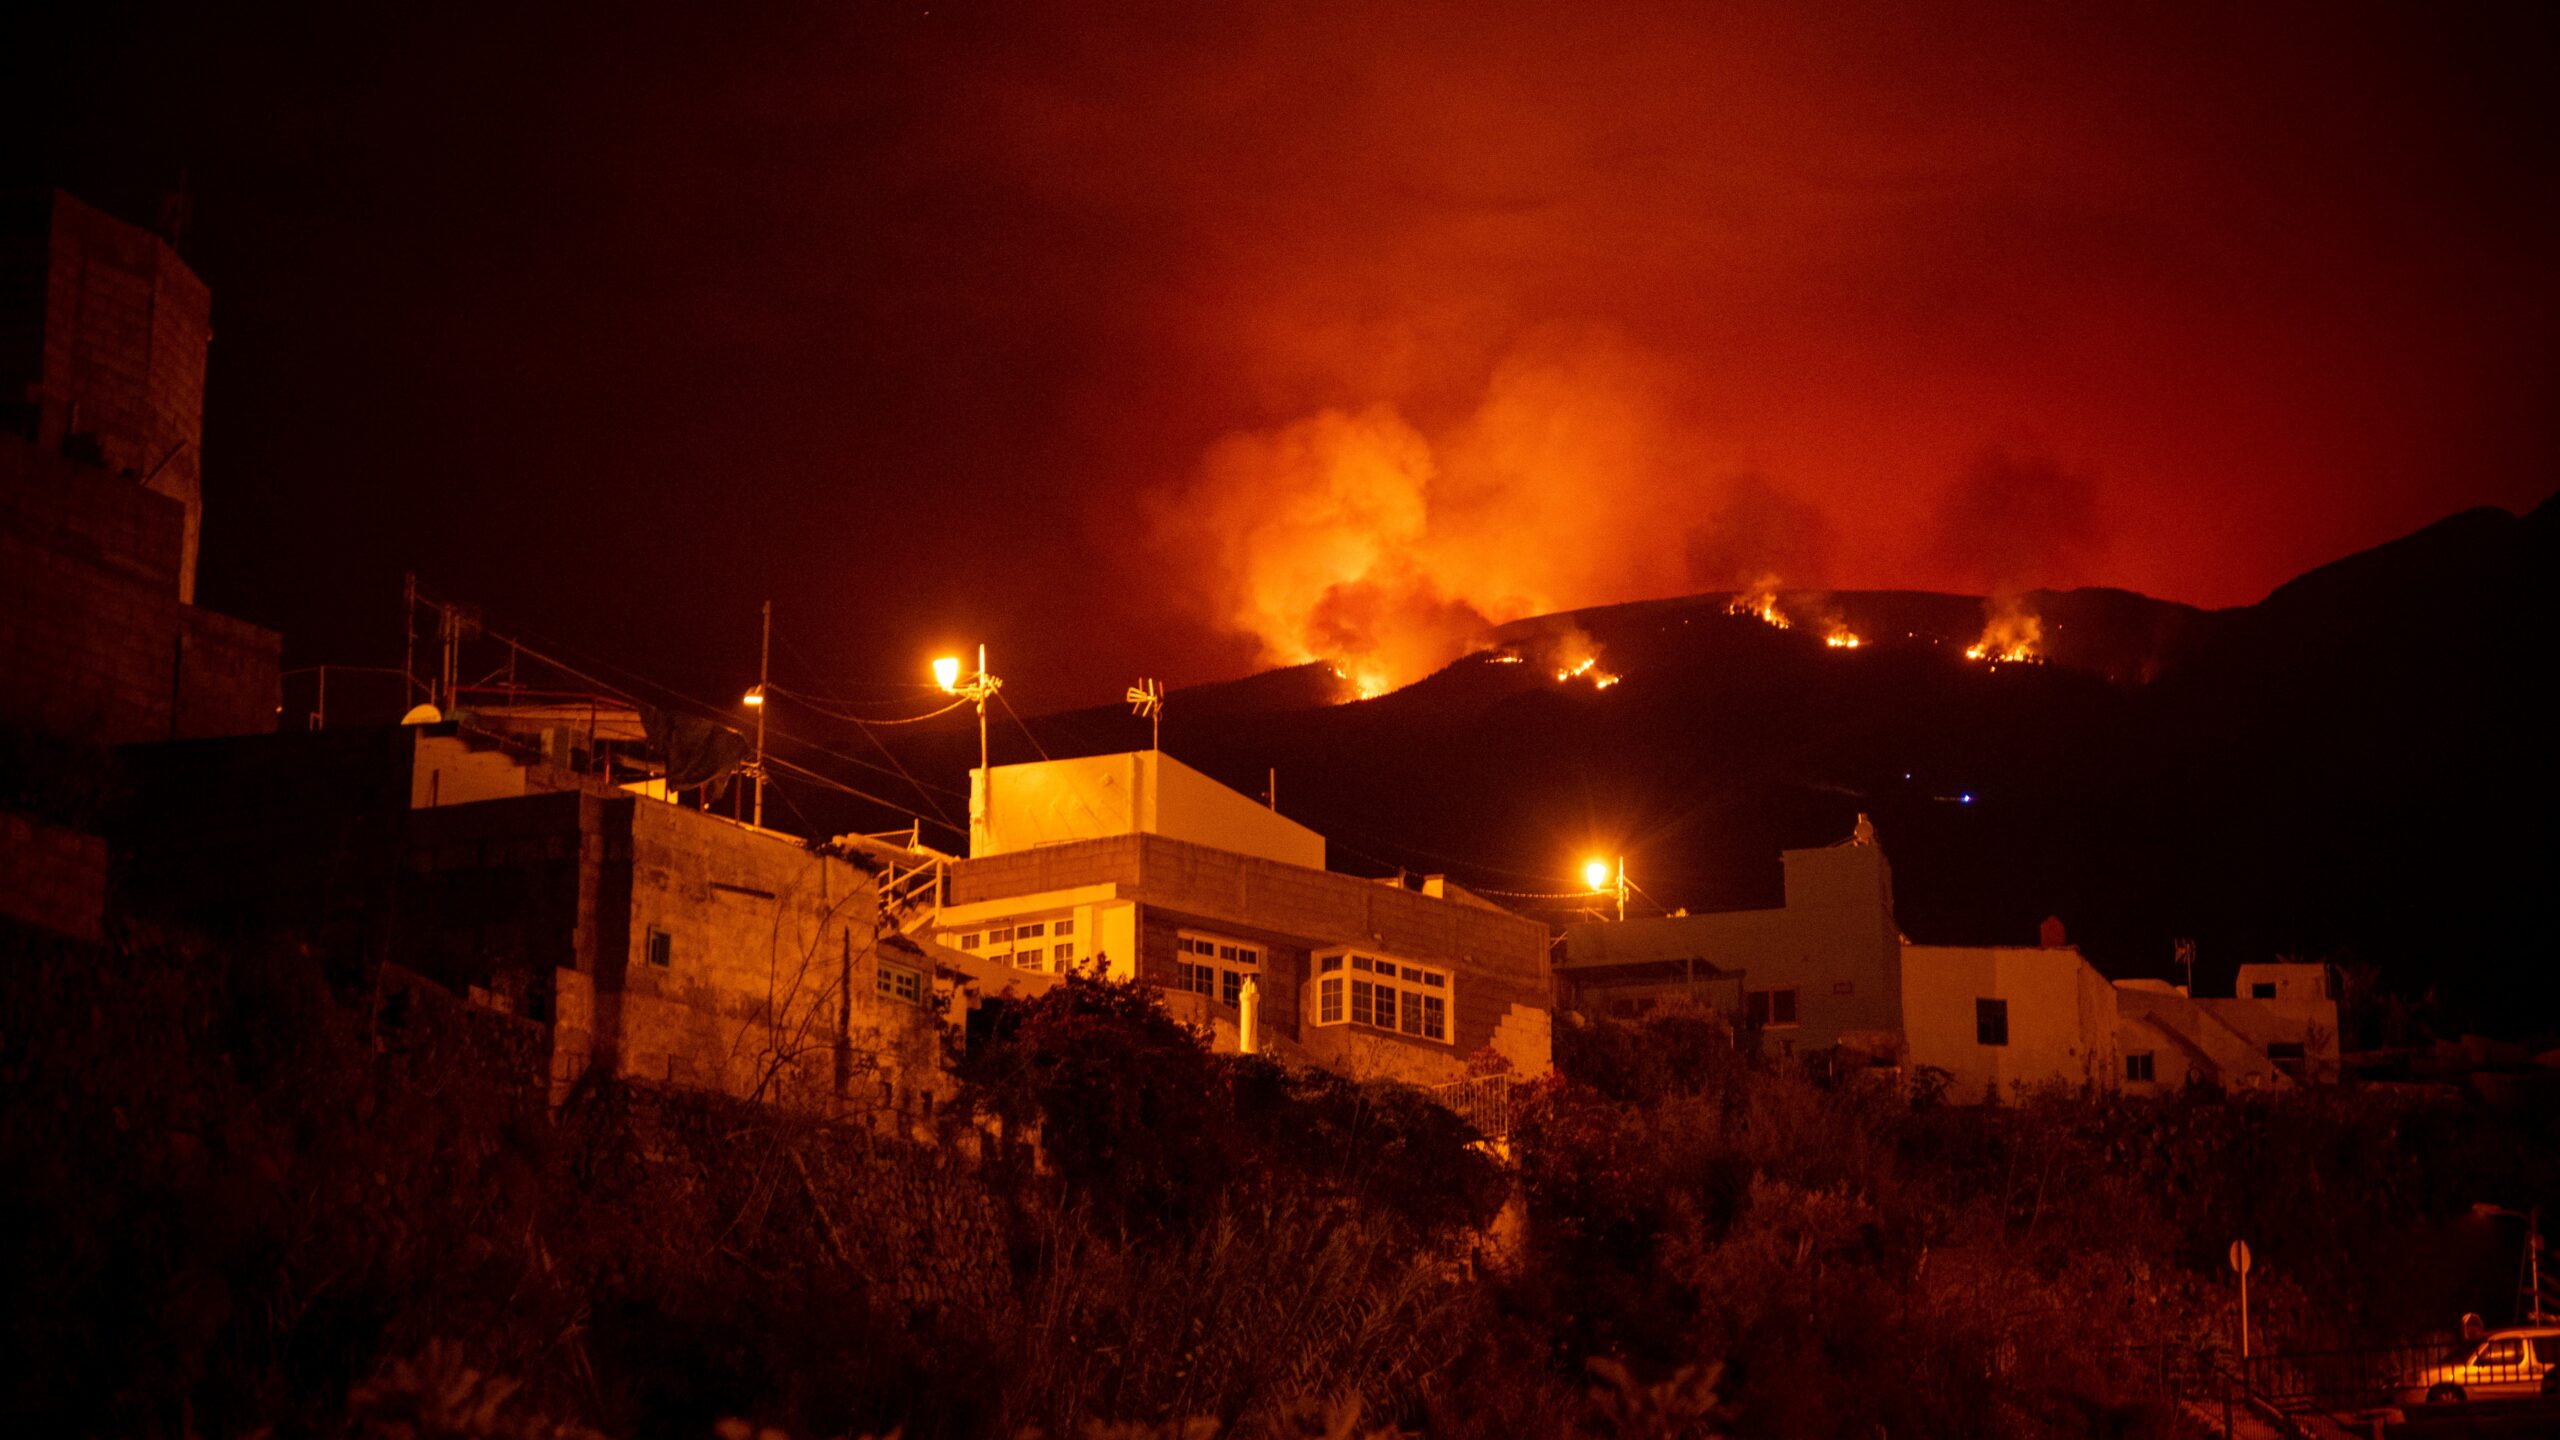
[934,884,1137,980]
[944,831,1553,1085]
[5,191,211,602]
[612,798,947,1119]
[1902,944,2120,1099]
[970,750,1323,869]
[2,193,274,750]
[2195,996,2341,1083]
[412,732,539,808]
[1560,843,1904,1056]
[2234,962,2331,1004]
[2115,985,2289,1092]
[1554,959,1747,1022]
[1,438,277,747]
[115,727,951,1122]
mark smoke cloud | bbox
[1154,331,1731,691]
[1683,473,1839,593]
[1929,448,2103,594]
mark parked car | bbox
[2396,1327,2560,1405]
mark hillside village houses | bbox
[1556,821,2342,1100]
[4,187,2334,1132]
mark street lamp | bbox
[1584,854,1627,922]
[933,645,1002,839]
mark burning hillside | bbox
[1965,596,2044,664]
[1148,336,1791,697]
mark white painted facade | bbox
[1900,943,2121,1100]
[969,750,1324,869]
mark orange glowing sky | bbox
[16,0,2556,702]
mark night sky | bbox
[9,0,2555,708]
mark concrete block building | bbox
[116,724,949,1122]
[933,750,1554,1086]
[1,189,279,943]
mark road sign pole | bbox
[2229,1240,2253,1359]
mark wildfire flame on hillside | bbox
[1727,574,1791,630]
[1553,654,1621,689]
[1152,338,1722,700]
[1538,626,1620,690]
[1964,598,2043,664]
[1329,663,1390,700]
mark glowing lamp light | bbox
[932,655,963,693]
[742,686,765,707]
[1583,858,1614,892]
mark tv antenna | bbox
[1126,678,1163,751]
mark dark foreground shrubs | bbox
[6,925,2557,1437]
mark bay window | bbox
[1314,950,1450,1044]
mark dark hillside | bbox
[1008,498,2559,1034]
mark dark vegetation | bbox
[7,923,2559,1438]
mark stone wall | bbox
[1,436,276,747]
[615,800,949,1121]
[0,807,106,941]
[9,191,210,601]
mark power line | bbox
[996,690,1052,762]
[410,589,965,830]
[763,754,968,844]
[767,685,970,727]
[478,614,966,808]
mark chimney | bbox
[2039,915,2066,949]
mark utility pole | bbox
[439,603,459,713]
[1614,855,1628,923]
[933,647,1001,844]
[751,599,770,829]
[975,644,993,836]
[401,572,417,707]
[2527,1210,2549,1323]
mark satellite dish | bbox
[401,703,444,725]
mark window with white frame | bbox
[875,959,925,1006]
[1175,933,1261,1008]
[1313,950,1450,1044]
[939,914,1079,973]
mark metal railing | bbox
[1427,1073,1517,1142]
[2234,1337,2538,1410]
